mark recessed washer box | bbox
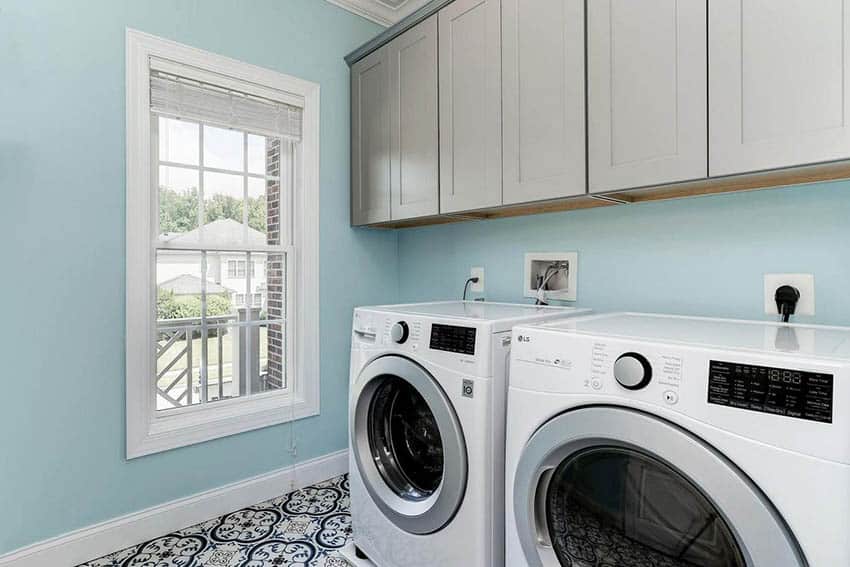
[523,252,578,302]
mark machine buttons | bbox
[663,390,679,405]
[390,321,410,344]
[614,352,653,390]
[591,379,603,390]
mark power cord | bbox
[463,277,480,301]
[775,285,800,323]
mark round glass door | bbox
[512,406,805,567]
[350,355,467,535]
[545,447,744,567]
[368,377,444,501]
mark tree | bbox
[159,186,267,234]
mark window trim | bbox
[126,29,320,459]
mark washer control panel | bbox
[708,360,833,423]
[430,324,477,355]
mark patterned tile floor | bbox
[78,475,354,567]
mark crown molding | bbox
[325,0,432,26]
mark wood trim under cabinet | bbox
[358,159,850,229]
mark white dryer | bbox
[506,312,850,567]
[344,301,590,567]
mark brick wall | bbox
[265,138,285,390]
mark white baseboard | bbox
[0,449,348,567]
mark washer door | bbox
[351,355,467,535]
[513,406,805,567]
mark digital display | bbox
[430,324,476,355]
[708,360,833,423]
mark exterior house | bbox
[157,218,269,310]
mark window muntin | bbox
[153,115,289,412]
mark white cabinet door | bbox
[588,0,707,193]
[710,0,850,176]
[388,15,439,220]
[351,46,390,225]
[502,0,585,204]
[439,0,502,213]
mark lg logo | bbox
[517,335,531,343]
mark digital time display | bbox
[708,360,833,423]
[430,324,476,355]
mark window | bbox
[227,259,256,279]
[126,30,320,458]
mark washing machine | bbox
[506,312,850,567]
[343,301,591,567]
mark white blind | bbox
[150,70,302,140]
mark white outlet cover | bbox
[763,273,815,316]
[470,267,485,293]
[524,252,578,301]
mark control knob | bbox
[614,352,652,390]
[390,321,410,344]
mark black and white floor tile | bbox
[78,475,354,567]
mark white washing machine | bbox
[343,301,591,567]
[505,312,850,567]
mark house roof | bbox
[160,218,267,248]
[159,274,234,296]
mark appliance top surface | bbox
[537,312,850,361]
[363,301,588,323]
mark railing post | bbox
[186,327,193,406]
[237,307,262,396]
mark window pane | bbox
[158,166,199,239]
[156,251,203,411]
[203,171,244,238]
[205,325,240,403]
[247,134,266,175]
[158,117,199,166]
[203,125,244,171]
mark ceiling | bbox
[325,0,432,26]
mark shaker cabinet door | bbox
[439,0,503,213]
[588,0,707,193]
[502,0,586,204]
[351,46,391,225]
[710,0,850,176]
[388,15,439,220]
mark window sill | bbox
[127,391,319,459]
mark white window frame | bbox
[126,29,320,459]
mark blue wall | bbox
[398,181,850,326]
[0,0,396,555]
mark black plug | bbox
[775,285,801,323]
[463,277,480,301]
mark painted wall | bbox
[398,181,850,326]
[0,0,395,555]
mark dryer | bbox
[344,301,590,567]
[506,312,850,566]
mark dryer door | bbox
[351,355,468,535]
[513,406,805,567]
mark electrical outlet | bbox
[764,274,815,316]
[524,253,578,301]
[470,267,485,293]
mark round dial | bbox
[613,353,652,390]
[390,321,410,344]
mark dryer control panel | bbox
[708,360,833,423]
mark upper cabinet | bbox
[588,0,707,193]
[439,0,502,213]
[389,15,439,220]
[502,0,585,204]
[351,17,439,226]
[351,46,391,225]
[709,0,850,176]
